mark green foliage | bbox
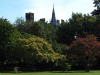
[15,18,56,43]
[57,13,97,45]
[0,2,99,71]
[93,15,100,41]
[16,36,66,69]
[0,18,22,66]
[14,17,68,70]
[68,13,83,32]
[82,14,96,35]
[0,18,13,46]
[52,41,68,54]
[56,21,74,45]
[92,0,100,15]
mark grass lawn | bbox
[0,70,100,75]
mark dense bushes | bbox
[15,36,66,71]
[0,18,67,71]
[66,35,100,71]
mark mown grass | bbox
[0,70,100,75]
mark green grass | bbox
[0,70,100,75]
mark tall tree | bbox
[56,21,74,45]
[91,0,100,41]
[82,14,96,35]
[0,18,21,67]
[56,13,84,45]
[92,0,100,15]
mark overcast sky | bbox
[0,0,95,23]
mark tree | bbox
[91,0,100,41]
[56,13,97,45]
[0,18,21,70]
[56,22,75,45]
[16,36,66,71]
[82,14,96,35]
[92,0,100,15]
[67,35,100,71]
[56,13,84,45]
[15,18,56,43]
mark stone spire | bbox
[50,4,57,26]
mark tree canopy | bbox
[67,35,100,71]
[92,0,100,15]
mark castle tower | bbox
[50,4,57,26]
[25,12,34,22]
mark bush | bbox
[16,36,66,71]
[67,35,100,70]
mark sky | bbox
[0,0,95,23]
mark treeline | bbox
[0,0,100,72]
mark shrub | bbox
[67,35,100,70]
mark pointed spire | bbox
[53,4,54,10]
[53,4,54,7]
[53,4,55,14]
[50,4,57,26]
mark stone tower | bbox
[50,4,57,26]
[25,12,34,22]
